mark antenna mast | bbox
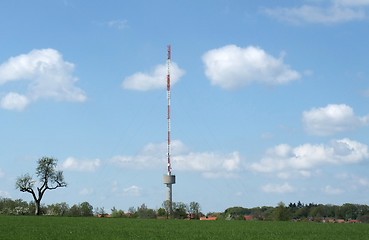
[167,44,171,174]
[163,45,175,216]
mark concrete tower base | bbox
[163,174,176,213]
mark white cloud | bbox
[277,170,312,179]
[96,19,129,30]
[262,182,294,193]
[202,45,300,90]
[303,69,314,76]
[110,141,168,169]
[107,19,128,29]
[61,157,101,172]
[123,185,142,197]
[0,49,86,111]
[122,62,185,91]
[79,188,94,196]
[302,104,368,136]
[299,170,312,178]
[261,132,274,139]
[0,92,30,111]
[356,177,369,187]
[323,185,343,195]
[333,0,369,7]
[264,1,368,24]
[110,140,242,178]
[264,5,365,24]
[174,151,241,173]
[337,173,369,187]
[251,138,369,177]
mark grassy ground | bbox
[0,215,368,240]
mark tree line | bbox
[0,197,200,219]
[124,201,201,219]
[0,198,93,217]
[2,197,369,223]
[219,201,369,223]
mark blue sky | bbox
[1,0,369,214]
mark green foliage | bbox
[215,213,224,220]
[0,198,94,217]
[136,204,157,219]
[160,201,189,219]
[274,202,291,221]
[157,208,166,217]
[15,174,34,191]
[224,206,250,217]
[189,201,201,219]
[79,202,94,217]
[172,202,187,219]
[110,207,126,218]
[309,205,327,218]
[161,200,171,217]
[68,204,81,216]
[94,207,107,217]
[359,215,369,223]
[126,204,157,219]
[0,198,30,215]
[294,206,309,219]
[47,202,69,216]
[2,196,369,224]
[340,203,359,220]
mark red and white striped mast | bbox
[167,44,172,174]
[163,45,175,215]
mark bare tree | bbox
[162,200,171,218]
[16,157,67,215]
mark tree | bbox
[68,204,81,216]
[80,202,93,216]
[0,198,30,215]
[136,203,157,218]
[250,207,263,220]
[172,202,187,219]
[189,202,201,219]
[95,207,107,217]
[359,214,369,223]
[47,202,69,216]
[111,207,126,218]
[224,206,250,218]
[162,200,171,218]
[274,202,290,221]
[294,206,309,220]
[16,157,67,215]
[340,203,359,220]
[309,204,327,221]
[157,207,166,217]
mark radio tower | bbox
[163,45,175,215]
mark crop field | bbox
[0,215,368,240]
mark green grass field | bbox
[0,215,368,240]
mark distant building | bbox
[200,216,217,220]
[244,215,253,221]
[346,220,358,223]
